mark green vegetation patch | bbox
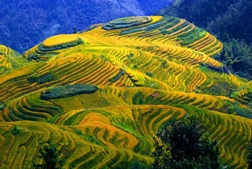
[113,121,142,138]
[0,101,5,110]
[200,77,238,97]
[120,19,168,35]
[223,101,252,119]
[162,21,189,35]
[38,38,84,52]
[40,84,98,100]
[132,91,145,104]
[27,72,55,84]
[177,27,206,46]
[102,16,152,30]
[73,129,105,146]
[109,69,125,83]
[200,63,227,74]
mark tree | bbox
[34,142,64,169]
[152,117,221,169]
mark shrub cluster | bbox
[40,84,98,100]
[39,38,83,52]
[27,72,54,84]
[0,101,5,110]
[102,16,152,30]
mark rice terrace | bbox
[0,16,251,168]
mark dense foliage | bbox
[214,39,252,80]
[0,0,172,52]
[158,0,252,80]
[207,0,252,44]
[33,142,63,169]
[40,84,98,100]
[152,117,221,169]
[158,0,237,29]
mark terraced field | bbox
[0,45,24,75]
[0,16,251,168]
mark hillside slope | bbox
[158,0,252,80]
[0,16,251,168]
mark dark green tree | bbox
[152,117,221,169]
[34,142,63,169]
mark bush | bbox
[10,125,22,135]
[40,84,98,100]
[27,72,54,84]
[0,101,5,110]
[33,142,66,169]
[109,70,125,83]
